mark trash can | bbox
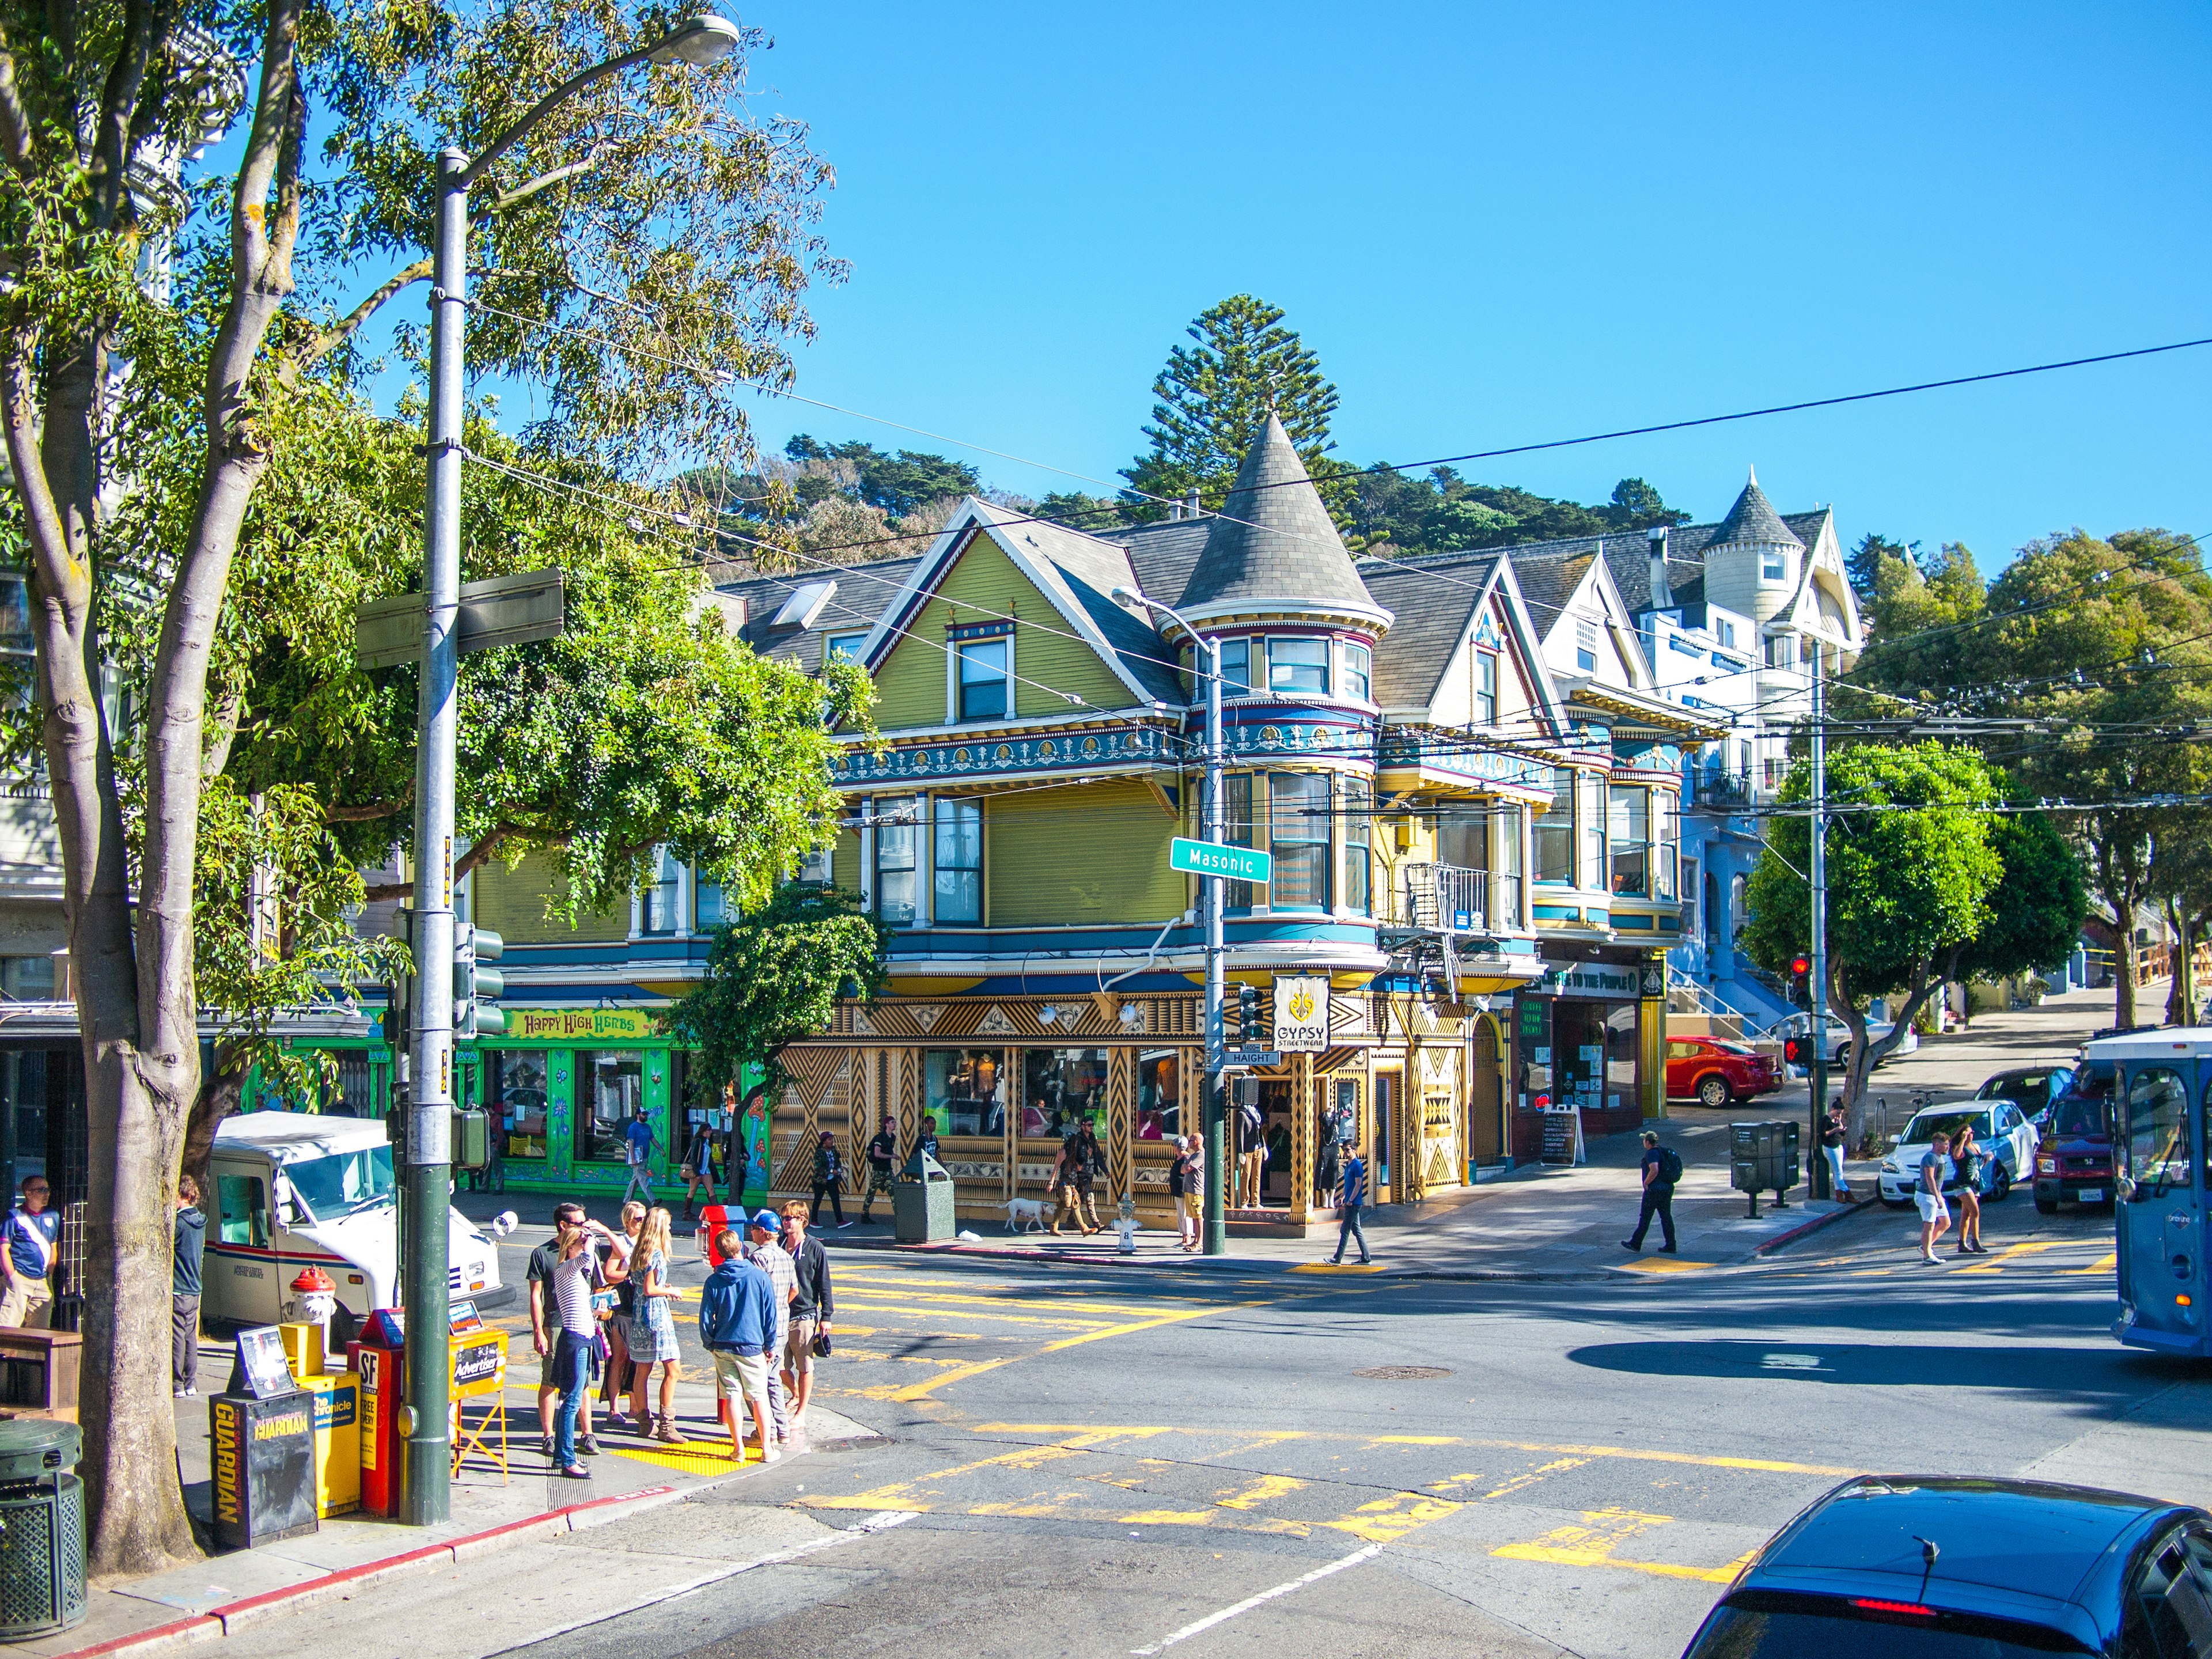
[0,1418,84,1639]
[893,1149,956,1244]
[1729,1120,1801,1217]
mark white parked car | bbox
[1877,1101,2040,1207]
[1776,1011,1919,1070]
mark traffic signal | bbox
[1237,984,1263,1048]
[454,924,506,1038]
[1783,1036,1804,1066]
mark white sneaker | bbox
[761,1446,781,1463]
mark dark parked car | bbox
[1975,1064,2075,1127]
[2037,1090,2118,1214]
[1680,1476,2212,1657]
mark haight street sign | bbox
[1169,836,1272,884]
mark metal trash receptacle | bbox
[893,1149,957,1243]
[0,1418,84,1640]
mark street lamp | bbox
[1112,587,1229,1256]
[403,14,740,1527]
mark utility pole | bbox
[1202,634,1226,1256]
[396,14,742,1528]
[1808,643,1830,1199]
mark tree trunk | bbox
[180,1044,248,1195]
[2115,928,2139,1028]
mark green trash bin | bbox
[893,1148,957,1243]
[0,1419,84,1640]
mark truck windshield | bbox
[286,1146,396,1222]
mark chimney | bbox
[1185,489,1202,518]
[1647,527,1673,611]
[1168,501,1183,521]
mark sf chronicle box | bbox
[299,1372,361,1518]
[209,1392,319,1551]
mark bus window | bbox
[2127,1068,2191,1198]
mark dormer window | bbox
[1761,550,1788,583]
[1474,652,1497,725]
[956,637,1010,721]
[825,632,867,665]
[1268,638,1328,696]
[1575,620,1599,673]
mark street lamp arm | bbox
[457,44,659,190]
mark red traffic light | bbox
[1790,955,1811,977]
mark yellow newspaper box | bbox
[296,1372,360,1517]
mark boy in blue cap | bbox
[743,1207,798,1446]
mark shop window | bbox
[488,1049,554,1162]
[1268,638,1329,696]
[1605,1004,1639,1112]
[1535,774,1574,884]
[875,796,918,926]
[0,957,54,999]
[1343,642,1372,702]
[1022,1048,1107,1139]
[1269,772,1330,909]
[933,799,982,925]
[927,1048,1006,1138]
[957,638,1010,722]
[641,847,681,935]
[1137,1051,1181,1141]
[1225,773,1257,910]
[1609,786,1649,897]
[217,1173,267,1248]
[317,1051,376,1118]
[579,1050,645,1162]
[1340,776,1371,915]
[1217,639,1253,696]
[1474,652,1497,725]
[1579,771,1607,891]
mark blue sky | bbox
[717,0,2209,563]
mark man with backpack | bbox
[1623,1130,1681,1254]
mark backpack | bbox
[1656,1146,1683,1185]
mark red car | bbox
[1665,1036,1783,1108]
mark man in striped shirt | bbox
[1329,1147,1372,1266]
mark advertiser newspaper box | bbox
[208,1392,318,1550]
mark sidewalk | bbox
[29,1352,874,1659]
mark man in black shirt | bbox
[780,1202,834,1434]
[859,1123,897,1224]
[527,1202,600,1458]
[810,1131,849,1228]
[1622,1131,1679,1254]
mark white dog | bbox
[1001,1197,1057,1234]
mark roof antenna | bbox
[1913,1536,1939,1601]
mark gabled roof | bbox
[1709,467,1803,550]
[1114,516,1211,604]
[1358,552,1501,709]
[721,555,923,673]
[1508,550,1595,631]
[1179,412,1376,613]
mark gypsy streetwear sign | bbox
[509,1007,660,1041]
[1273,975,1330,1053]
[1171,836,1272,884]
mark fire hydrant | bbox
[288,1263,338,1327]
[1112,1194,1140,1255]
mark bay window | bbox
[1226,773,1257,909]
[933,798,982,923]
[1579,771,1607,890]
[1609,786,1649,897]
[875,795,918,926]
[1216,638,1254,696]
[1343,643,1372,702]
[1340,777,1371,914]
[1495,802,1524,925]
[1655,790,1679,900]
[1535,774,1574,884]
[1269,772,1330,908]
[1268,638,1329,696]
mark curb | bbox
[1752,1198,1881,1255]
[58,1483,691,1659]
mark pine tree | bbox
[1847,531,1915,599]
[1122,295,1344,519]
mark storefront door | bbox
[1469,1020,1503,1166]
[1373,1069,1400,1204]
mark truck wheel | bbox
[2034,1194,2058,1215]
[1698,1075,1732,1109]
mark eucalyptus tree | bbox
[0,0,838,1571]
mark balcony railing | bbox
[1691,771,1753,810]
[1380,864,1523,935]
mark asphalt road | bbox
[214,1190,2212,1659]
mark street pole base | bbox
[1203,1223,1227,1256]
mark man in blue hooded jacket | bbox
[698,1228,779,1463]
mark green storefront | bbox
[251,1007,752,1198]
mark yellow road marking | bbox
[834,1301,1119,1331]
[1958,1240,2058,1275]
[1613,1257,1714,1274]
[831,1286,1206,1317]
[2063,1252,2119,1277]
[889,1301,1249,1402]
[802,1430,1146,1509]
[1324,1491,1464,1543]
[1484,1457,1589,1499]
[1494,1506,1749,1584]
[1218,1474,1306,1510]
[1290,1263,1384,1274]
[974,1425,1863,1478]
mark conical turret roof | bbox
[1710,465,1803,550]
[1179,413,1375,612]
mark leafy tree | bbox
[1348,465,1683,556]
[1741,743,2003,1129]
[785,435,980,518]
[1846,532,1913,600]
[660,882,887,1100]
[1948,809,2090,991]
[1123,294,1343,518]
[1847,541,1985,698]
[1035,490,1129,530]
[0,0,837,1571]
